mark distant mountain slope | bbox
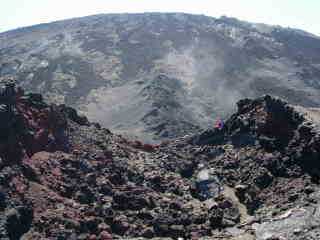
[1,13,320,141]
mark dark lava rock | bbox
[254,170,274,189]
[60,105,90,126]
[111,215,130,235]
[5,206,33,240]
[209,207,224,228]
[1,87,320,239]
[112,191,151,210]
[75,185,96,204]
[0,190,6,210]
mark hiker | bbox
[214,118,224,130]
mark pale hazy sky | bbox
[1,0,319,36]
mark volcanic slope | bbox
[1,13,320,141]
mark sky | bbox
[1,0,319,36]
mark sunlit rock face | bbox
[1,13,320,142]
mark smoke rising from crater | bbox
[154,41,245,124]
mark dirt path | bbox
[222,185,251,223]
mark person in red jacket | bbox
[214,118,224,130]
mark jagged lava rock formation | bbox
[1,86,320,239]
[1,13,320,141]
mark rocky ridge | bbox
[1,86,320,239]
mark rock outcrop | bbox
[1,86,320,239]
